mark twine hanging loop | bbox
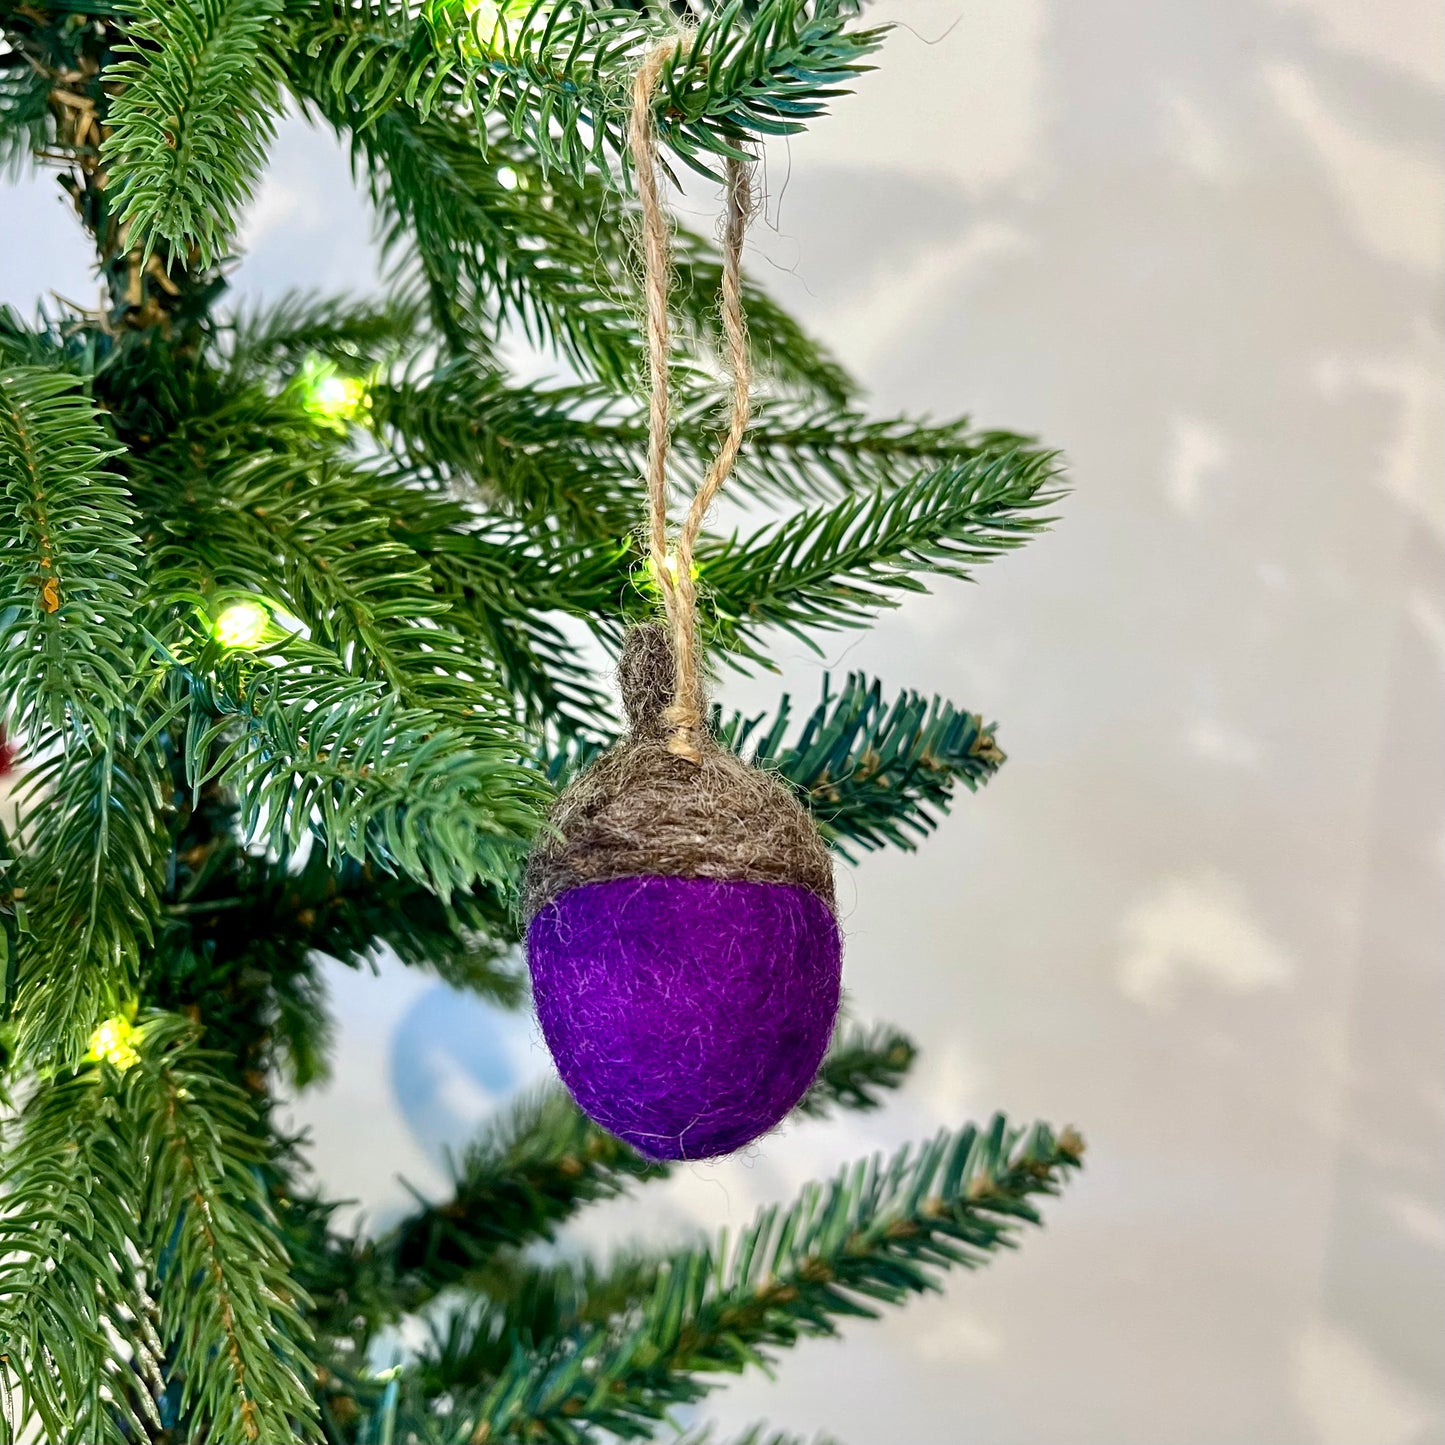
[629,39,754,765]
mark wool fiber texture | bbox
[527,875,841,1160]
[524,625,836,920]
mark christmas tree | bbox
[0,1,1082,1440]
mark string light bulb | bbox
[88,1014,141,1071]
[306,373,366,423]
[316,375,362,413]
[642,551,701,591]
[438,0,550,57]
[298,355,369,426]
[214,599,270,650]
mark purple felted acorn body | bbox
[524,624,842,1161]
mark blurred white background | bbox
[3,2,1442,1441]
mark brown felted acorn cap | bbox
[523,624,836,922]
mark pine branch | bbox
[698,448,1063,657]
[0,306,72,370]
[541,669,1007,861]
[0,1029,321,1442]
[249,854,526,1005]
[395,1023,917,1405]
[369,365,645,537]
[170,644,542,896]
[411,1246,667,1395]
[136,434,496,726]
[796,1020,915,1118]
[102,0,285,264]
[220,290,423,384]
[151,841,526,1091]
[368,350,1043,573]
[360,108,641,381]
[710,396,1039,508]
[284,0,451,128]
[370,1023,917,1314]
[718,674,1008,859]
[369,363,973,537]
[6,725,172,1068]
[131,398,564,759]
[293,0,886,181]
[0,1069,160,1445]
[466,135,858,405]
[471,0,885,180]
[400,514,626,731]
[0,355,164,1071]
[460,133,856,405]
[380,1087,666,1308]
[0,54,50,178]
[420,1117,1084,1442]
[131,412,551,893]
[0,363,142,739]
[365,365,1053,705]
[125,1012,322,1443]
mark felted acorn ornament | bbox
[522,45,841,1161]
[524,625,842,1161]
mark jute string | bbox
[629,39,753,765]
[525,51,833,923]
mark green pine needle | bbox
[126,1012,322,1442]
[222,290,425,384]
[0,364,142,739]
[416,1116,1084,1441]
[0,60,51,179]
[293,0,887,182]
[102,0,285,264]
[6,728,172,1069]
[0,1069,160,1444]
[701,447,1064,655]
[0,1013,324,1444]
[382,1087,666,1308]
[173,645,542,896]
[720,674,1008,858]
[797,1020,917,1117]
[363,1022,918,1316]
